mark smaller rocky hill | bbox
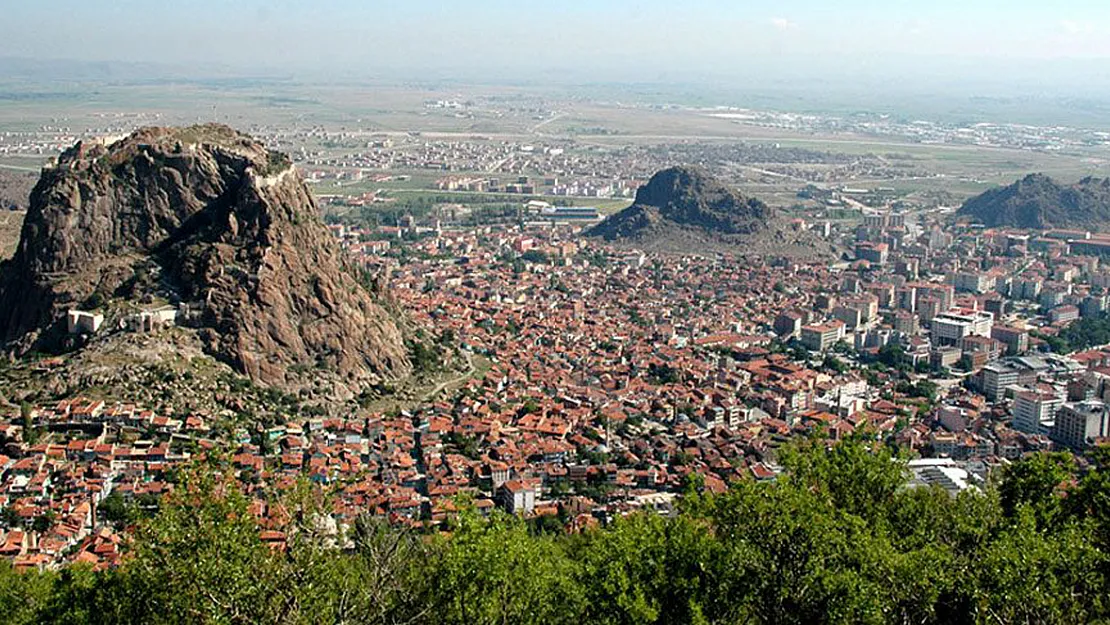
[587,166,834,258]
[958,174,1110,230]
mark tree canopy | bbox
[2,439,1109,624]
[1045,312,1110,353]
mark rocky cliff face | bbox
[0,125,410,388]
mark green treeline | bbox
[2,439,1110,624]
[1042,312,1110,354]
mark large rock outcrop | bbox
[958,174,1110,231]
[589,166,775,241]
[586,166,833,258]
[0,124,410,388]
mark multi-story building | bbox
[1052,401,1110,450]
[953,271,997,294]
[1069,239,1110,256]
[895,258,919,280]
[800,321,847,352]
[773,310,804,339]
[918,297,943,324]
[959,335,1003,366]
[1013,390,1062,435]
[864,213,889,230]
[1013,278,1042,301]
[980,360,1029,401]
[894,311,919,335]
[895,286,917,313]
[497,480,537,515]
[1049,305,1080,325]
[855,242,889,265]
[930,310,994,347]
[1080,295,1108,318]
[911,283,955,312]
[1039,284,1070,310]
[841,294,879,323]
[866,284,895,309]
[982,297,1010,320]
[930,347,963,371]
[833,305,863,330]
[991,326,1030,356]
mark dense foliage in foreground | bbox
[2,440,1110,625]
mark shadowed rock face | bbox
[958,173,1110,230]
[0,124,410,387]
[587,165,776,242]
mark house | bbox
[126,306,178,332]
[497,480,537,515]
[67,310,104,335]
[800,321,846,352]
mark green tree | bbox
[20,402,35,444]
[967,510,1106,623]
[779,437,907,522]
[0,506,20,528]
[431,510,584,625]
[876,343,907,369]
[31,511,56,534]
[575,512,723,625]
[115,467,291,624]
[0,560,55,625]
[97,491,139,529]
[6,439,1110,625]
[997,452,1074,528]
[822,354,848,374]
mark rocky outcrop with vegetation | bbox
[958,173,1110,230]
[0,125,410,390]
[587,166,834,258]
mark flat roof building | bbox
[931,310,994,347]
[1053,401,1110,450]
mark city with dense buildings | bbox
[5,171,1110,571]
[4,6,1110,616]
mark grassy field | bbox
[3,79,1109,214]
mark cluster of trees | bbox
[646,363,680,385]
[1041,312,1110,354]
[2,439,1109,624]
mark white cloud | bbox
[770,17,798,32]
[904,19,930,36]
[1060,19,1095,35]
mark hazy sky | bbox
[4,0,1110,87]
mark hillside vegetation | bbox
[2,438,1109,624]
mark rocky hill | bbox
[0,125,410,392]
[586,166,833,257]
[958,173,1110,230]
[0,168,36,211]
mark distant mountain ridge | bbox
[958,173,1110,230]
[587,165,833,258]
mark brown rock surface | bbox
[0,124,410,388]
[587,165,836,259]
